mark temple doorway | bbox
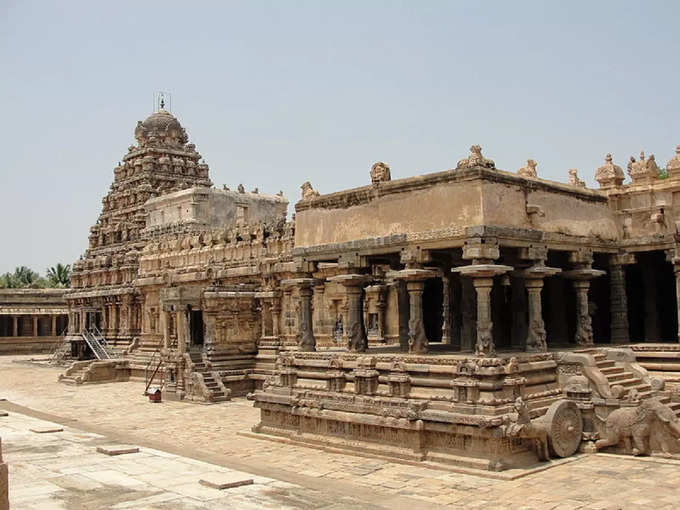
[627,251,677,342]
[423,278,443,343]
[544,250,576,347]
[190,309,205,347]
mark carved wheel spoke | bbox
[545,400,583,458]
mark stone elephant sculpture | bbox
[594,398,680,456]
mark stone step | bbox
[605,373,631,383]
[596,360,616,369]
[600,366,625,375]
[616,378,645,387]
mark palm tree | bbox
[46,263,71,288]
[14,266,41,287]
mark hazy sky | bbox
[1,1,679,274]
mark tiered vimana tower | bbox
[66,105,212,358]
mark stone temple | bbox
[18,106,680,471]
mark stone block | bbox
[30,426,63,433]
[0,411,7,417]
[96,444,140,456]
[199,473,254,490]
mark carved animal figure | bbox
[568,169,586,187]
[505,397,550,460]
[456,145,495,169]
[300,181,320,200]
[370,161,392,183]
[594,398,680,456]
[517,159,538,178]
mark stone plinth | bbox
[252,351,574,472]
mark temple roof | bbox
[134,109,188,148]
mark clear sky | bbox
[1,1,679,274]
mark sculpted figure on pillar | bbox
[517,159,538,178]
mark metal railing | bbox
[144,350,164,395]
[81,327,111,360]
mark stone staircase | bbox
[58,361,90,385]
[583,348,680,418]
[630,344,680,383]
[125,340,162,379]
[186,351,231,403]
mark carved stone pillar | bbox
[388,268,437,354]
[525,280,546,351]
[328,274,371,352]
[12,316,18,337]
[441,274,452,344]
[574,281,593,346]
[407,281,428,354]
[161,310,170,349]
[514,265,561,352]
[472,278,494,356]
[203,313,217,351]
[610,253,635,344]
[110,304,119,336]
[271,299,281,340]
[282,278,316,351]
[562,266,605,346]
[32,316,38,337]
[176,308,188,354]
[260,300,268,338]
[313,282,326,336]
[51,315,57,336]
[453,264,512,357]
[120,295,131,336]
[376,298,386,342]
[397,280,410,351]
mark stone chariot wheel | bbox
[543,400,583,458]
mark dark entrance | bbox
[423,278,443,343]
[190,309,204,346]
[544,250,576,347]
[85,311,101,331]
[627,251,677,342]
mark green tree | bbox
[0,266,48,288]
[46,263,71,288]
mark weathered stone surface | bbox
[96,444,140,456]
[199,473,254,490]
[29,426,63,433]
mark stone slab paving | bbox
[2,355,680,509]
[1,411,373,509]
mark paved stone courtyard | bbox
[2,355,680,509]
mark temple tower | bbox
[67,106,212,353]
